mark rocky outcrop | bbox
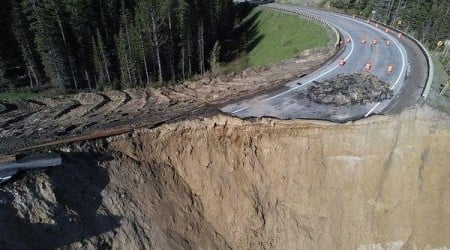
[307,73,393,106]
[0,107,449,249]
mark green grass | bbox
[0,91,40,102]
[425,54,450,113]
[246,8,329,67]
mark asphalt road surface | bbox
[0,3,428,156]
[221,4,428,122]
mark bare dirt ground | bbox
[0,47,334,156]
[0,106,449,249]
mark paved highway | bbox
[0,3,428,156]
[222,3,428,122]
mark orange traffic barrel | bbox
[375,23,379,28]
[362,37,367,44]
[372,39,378,45]
[339,58,345,67]
[387,64,394,74]
[397,33,402,39]
[385,28,389,33]
[346,37,351,43]
[385,40,391,46]
[365,62,372,71]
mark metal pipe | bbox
[0,153,62,184]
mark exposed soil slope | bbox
[0,47,333,155]
[1,106,449,249]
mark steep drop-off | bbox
[1,106,449,249]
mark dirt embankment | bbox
[1,106,449,249]
[0,47,334,155]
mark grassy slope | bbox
[247,8,329,67]
[426,54,450,113]
[0,91,40,102]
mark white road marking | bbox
[0,176,12,182]
[335,15,408,117]
[232,7,407,118]
[364,103,380,117]
[232,106,250,114]
[232,19,355,114]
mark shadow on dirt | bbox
[0,152,120,249]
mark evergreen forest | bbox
[0,0,239,92]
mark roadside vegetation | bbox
[244,8,328,67]
[220,7,329,73]
[320,1,449,72]
[0,0,236,96]
[0,2,330,102]
[308,0,450,111]
[427,54,450,113]
[0,90,39,102]
[276,0,450,73]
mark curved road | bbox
[0,3,428,156]
[221,3,428,122]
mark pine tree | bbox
[1,0,237,91]
[63,0,97,89]
[209,41,221,74]
[21,0,72,90]
[135,12,151,85]
[11,1,43,88]
[0,58,7,88]
[116,1,138,88]
[176,0,189,80]
[150,3,164,85]
[99,29,112,86]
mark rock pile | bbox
[307,73,393,106]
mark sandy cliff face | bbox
[1,106,449,249]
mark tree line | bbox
[0,0,236,91]
[331,0,449,44]
[331,0,449,75]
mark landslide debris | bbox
[1,107,450,249]
[0,47,334,155]
[307,73,393,106]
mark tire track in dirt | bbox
[0,47,335,155]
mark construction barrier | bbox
[387,64,394,74]
[365,62,372,71]
[346,11,433,98]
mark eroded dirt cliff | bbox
[1,106,449,249]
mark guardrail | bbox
[265,4,433,99]
[263,5,342,48]
[323,7,433,99]
[354,17,434,99]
